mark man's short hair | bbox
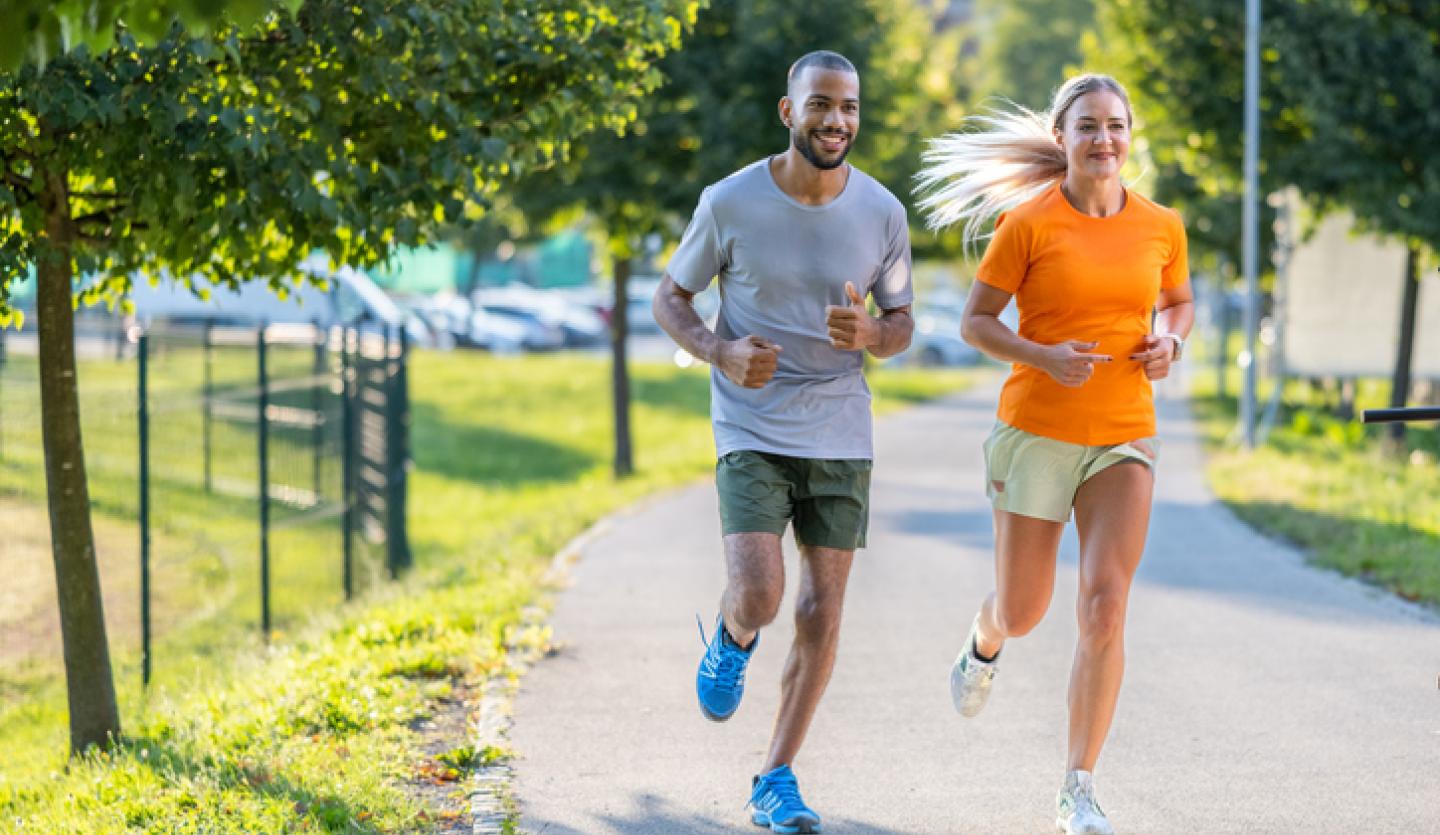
[787,51,857,93]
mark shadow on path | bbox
[524,791,920,835]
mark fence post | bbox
[203,322,213,493]
[312,322,325,499]
[394,324,411,572]
[257,324,271,639]
[384,324,411,577]
[340,326,355,601]
[138,331,152,686]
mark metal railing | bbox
[0,319,411,686]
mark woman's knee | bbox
[994,599,1046,638]
[1078,588,1128,643]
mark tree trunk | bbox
[1386,244,1422,448]
[36,164,121,754]
[611,255,633,478]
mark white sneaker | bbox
[949,614,999,717]
[1056,770,1115,835]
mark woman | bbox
[916,74,1193,835]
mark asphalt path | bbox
[509,379,1440,834]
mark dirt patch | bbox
[0,496,145,667]
[404,678,481,834]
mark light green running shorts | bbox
[982,422,1159,523]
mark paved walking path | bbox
[509,381,1440,834]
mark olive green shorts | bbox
[982,422,1159,523]
[716,450,872,550]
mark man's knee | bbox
[793,590,843,643]
[724,533,784,629]
[730,583,784,630]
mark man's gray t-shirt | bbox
[667,158,913,460]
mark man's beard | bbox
[793,128,852,171]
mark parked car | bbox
[472,286,608,348]
[481,304,566,351]
[404,294,474,349]
[466,306,531,353]
[126,255,445,347]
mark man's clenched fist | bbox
[717,335,782,388]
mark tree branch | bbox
[2,169,35,203]
[73,210,118,227]
[76,221,148,246]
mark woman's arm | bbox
[1129,282,1195,380]
[961,281,1111,388]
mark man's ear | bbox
[778,96,792,128]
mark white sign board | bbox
[1283,211,1440,378]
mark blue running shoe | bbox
[748,764,821,834]
[695,614,756,722]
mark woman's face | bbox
[1055,91,1130,181]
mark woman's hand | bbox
[1129,334,1176,381]
[1038,340,1112,387]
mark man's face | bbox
[781,68,860,171]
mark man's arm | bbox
[652,274,780,388]
[825,281,914,358]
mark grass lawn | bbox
[1189,356,1440,608]
[0,350,980,833]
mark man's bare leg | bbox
[761,544,855,771]
[720,532,786,647]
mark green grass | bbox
[1188,344,1440,607]
[1,334,372,764]
[0,350,979,833]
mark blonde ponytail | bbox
[915,74,1133,257]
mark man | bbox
[653,50,914,834]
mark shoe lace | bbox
[750,771,803,811]
[696,614,745,688]
[1071,781,1104,817]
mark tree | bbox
[515,0,964,475]
[1092,0,1440,439]
[966,0,1096,112]
[0,0,696,753]
[0,1,290,70]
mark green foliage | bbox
[511,0,966,257]
[0,0,699,318]
[1091,0,1440,265]
[966,0,1096,112]
[0,1,295,71]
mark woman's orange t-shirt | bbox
[975,182,1189,446]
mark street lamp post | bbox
[1240,0,1262,449]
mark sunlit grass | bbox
[1188,338,1440,607]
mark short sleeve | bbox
[974,211,1030,294]
[871,205,914,309]
[667,189,725,293]
[1161,209,1189,290]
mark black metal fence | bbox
[0,319,410,687]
